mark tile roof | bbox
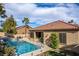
[16,25,32,30]
[31,20,79,31]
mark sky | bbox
[0,3,79,28]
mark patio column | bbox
[43,32,46,45]
[34,32,36,39]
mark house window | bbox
[59,33,66,44]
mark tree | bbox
[22,17,29,36]
[68,20,74,23]
[0,4,15,56]
[3,15,17,34]
[0,4,7,18]
[50,32,59,49]
[0,4,7,31]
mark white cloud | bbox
[4,3,37,16]
[3,3,79,27]
[32,8,53,16]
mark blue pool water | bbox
[6,39,40,55]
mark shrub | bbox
[4,46,15,56]
[50,32,59,49]
[0,40,16,56]
[44,51,66,56]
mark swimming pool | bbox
[6,39,40,55]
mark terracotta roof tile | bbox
[31,20,79,31]
[16,25,32,29]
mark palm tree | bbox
[22,17,29,37]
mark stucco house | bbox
[30,20,79,48]
[15,25,32,38]
[16,25,31,34]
